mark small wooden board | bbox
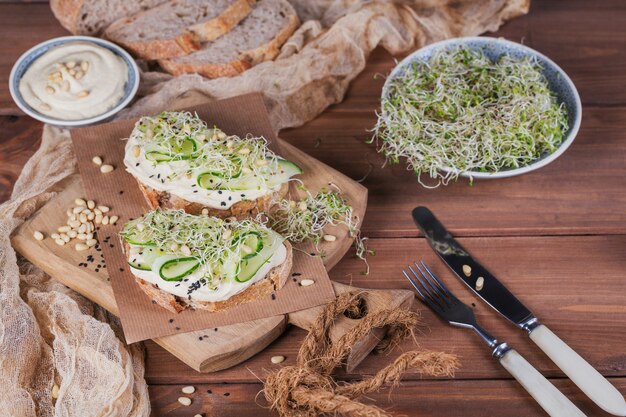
[12,139,369,372]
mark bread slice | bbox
[104,0,257,60]
[50,0,166,35]
[159,0,300,77]
[126,240,293,313]
[136,180,289,219]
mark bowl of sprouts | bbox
[373,37,581,187]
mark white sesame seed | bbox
[100,164,114,173]
[177,397,192,406]
[92,156,102,166]
[33,231,45,241]
[300,279,315,287]
[87,212,95,221]
[181,386,195,394]
[323,234,336,242]
[271,355,285,364]
[86,233,93,240]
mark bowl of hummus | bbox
[9,36,139,127]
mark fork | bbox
[404,261,587,417]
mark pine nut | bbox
[217,131,226,139]
[61,234,70,243]
[51,233,60,239]
[87,212,95,221]
[92,156,103,166]
[45,86,55,94]
[86,239,97,247]
[255,159,268,167]
[57,226,70,233]
[75,243,89,251]
[87,200,95,209]
[79,213,88,223]
[86,233,93,240]
[74,70,84,80]
[181,244,191,256]
[289,200,296,208]
[98,206,110,213]
[54,238,65,246]
[77,233,87,240]
[242,167,252,175]
[69,220,81,228]
[67,230,77,238]
[177,397,192,406]
[136,222,145,231]
[78,224,87,233]
[73,206,84,214]
[109,215,118,225]
[100,164,114,173]
[102,215,109,225]
[323,234,336,242]
[170,243,179,251]
[80,61,89,71]
[238,147,250,155]
[66,61,76,69]
[75,198,86,206]
[462,265,472,277]
[475,277,485,291]
[181,386,195,394]
[50,71,61,79]
[77,90,89,98]
[94,209,102,216]
[51,384,60,399]
[300,279,315,287]
[133,145,141,158]
[298,201,308,212]
[33,231,45,241]
[222,230,232,240]
[226,140,234,148]
[69,68,76,76]
[271,355,285,364]
[201,208,209,216]
[40,103,51,111]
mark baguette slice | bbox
[136,180,289,219]
[50,0,166,35]
[159,0,300,78]
[104,0,257,60]
[126,240,293,313]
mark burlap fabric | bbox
[1,1,528,415]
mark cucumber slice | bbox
[157,256,201,281]
[123,228,155,247]
[198,159,302,191]
[197,156,243,189]
[234,231,264,260]
[236,231,284,283]
[145,138,197,162]
[128,246,165,271]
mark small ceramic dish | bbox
[9,36,139,128]
[382,37,582,180]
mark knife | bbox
[412,206,626,417]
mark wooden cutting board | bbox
[12,139,413,372]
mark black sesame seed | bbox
[207,390,212,394]
[218,190,222,194]
[169,318,174,323]
[223,393,230,397]
[214,328,218,332]
[119,190,124,195]
[271,293,276,300]
[220,202,226,207]
[198,336,203,341]
[176,326,181,330]
[291,272,301,277]
[151,300,156,304]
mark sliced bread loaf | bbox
[50,0,166,35]
[159,0,300,78]
[104,0,256,60]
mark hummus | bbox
[19,41,128,120]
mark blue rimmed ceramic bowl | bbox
[382,37,582,179]
[9,36,139,128]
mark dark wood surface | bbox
[2,1,626,416]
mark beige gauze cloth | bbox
[0,1,529,416]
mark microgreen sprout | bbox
[372,46,569,187]
[263,189,372,274]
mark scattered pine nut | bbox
[271,355,285,364]
[54,238,65,246]
[298,201,308,212]
[75,198,86,206]
[33,231,45,241]
[241,167,252,175]
[87,200,95,209]
[181,386,195,394]
[201,208,209,216]
[222,229,232,240]
[98,205,110,213]
[86,239,97,247]
[217,131,226,139]
[181,244,192,256]
[80,61,89,71]
[73,206,84,214]
[51,384,60,399]
[92,156,103,166]
[109,215,118,225]
[77,90,89,98]
[323,234,336,242]
[66,61,76,69]
[77,233,87,240]
[69,220,81,228]
[475,277,485,291]
[95,214,103,224]
[78,223,87,233]
[45,86,55,95]
[300,279,315,287]
[100,164,114,173]
[102,215,110,225]
[57,226,70,233]
[61,234,70,243]
[67,230,77,238]
[177,397,192,406]
[238,147,250,155]
[462,265,472,277]
[133,145,141,158]
[170,242,179,252]
[75,243,89,251]
[51,233,60,239]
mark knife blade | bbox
[411,206,626,416]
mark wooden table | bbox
[2,1,625,416]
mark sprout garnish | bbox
[372,46,569,187]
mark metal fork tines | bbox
[403,260,587,417]
[403,260,506,355]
